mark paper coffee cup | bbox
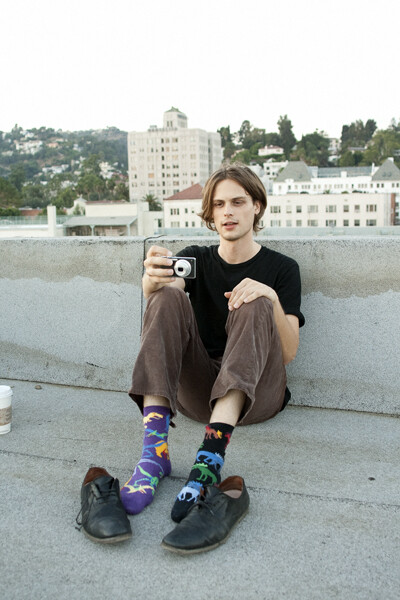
[0,385,12,434]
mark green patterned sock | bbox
[171,422,233,523]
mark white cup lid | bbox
[0,385,13,398]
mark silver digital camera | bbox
[163,256,196,279]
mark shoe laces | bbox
[187,487,215,517]
[75,481,117,531]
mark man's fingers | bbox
[229,286,257,309]
[147,245,172,258]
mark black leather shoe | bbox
[76,467,132,543]
[161,476,249,555]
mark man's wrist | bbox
[266,287,278,305]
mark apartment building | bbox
[127,108,222,202]
[261,192,394,228]
[272,158,400,197]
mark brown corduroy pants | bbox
[129,286,287,426]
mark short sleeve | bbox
[275,260,305,327]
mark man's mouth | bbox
[222,221,238,228]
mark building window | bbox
[343,220,349,226]
[366,204,377,212]
[326,205,336,213]
[271,220,281,227]
[296,220,302,227]
[286,206,292,213]
[270,206,281,213]
[307,220,318,227]
[354,219,360,226]
[170,208,180,215]
[296,206,302,213]
[308,205,318,213]
[354,205,360,213]
[171,221,179,227]
[326,219,336,227]
[286,220,292,227]
[343,205,349,212]
[366,219,377,226]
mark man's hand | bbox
[142,246,186,298]
[224,278,277,311]
[144,245,175,284]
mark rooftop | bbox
[1,236,400,599]
[1,379,399,600]
[164,183,203,201]
[274,161,312,182]
[372,158,400,181]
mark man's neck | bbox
[218,237,261,264]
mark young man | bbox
[120,164,304,522]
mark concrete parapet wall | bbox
[1,236,399,415]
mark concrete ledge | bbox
[1,236,400,415]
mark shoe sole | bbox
[161,508,249,555]
[83,529,132,544]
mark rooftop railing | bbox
[0,216,70,226]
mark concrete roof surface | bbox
[1,379,399,600]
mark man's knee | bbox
[147,285,187,308]
[226,297,274,327]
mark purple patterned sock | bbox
[120,405,171,515]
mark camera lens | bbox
[174,259,192,277]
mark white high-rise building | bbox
[128,107,222,202]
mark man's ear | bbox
[254,201,261,215]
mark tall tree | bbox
[341,119,377,152]
[291,131,330,166]
[21,183,48,208]
[236,121,266,150]
[81,154,102,176]
[9,164,26,191]
[0,177,21,208]
[237,120,252,146]
[361,129,400,166]
[217,126,232,147]
[278,115,296,158]
[365,119,377,141]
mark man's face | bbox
[212,178,260,241]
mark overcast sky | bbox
[1,0,399,139]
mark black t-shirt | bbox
[177,245,305,358]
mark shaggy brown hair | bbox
[199,163,267,232]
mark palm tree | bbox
[142,193,162,211]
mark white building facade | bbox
[128,108,222,202]
[260,193,394,228]
[163,183,204,229]
[272,159,400,197]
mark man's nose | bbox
[224,203,233,215]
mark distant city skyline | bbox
[1,0,399,139]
